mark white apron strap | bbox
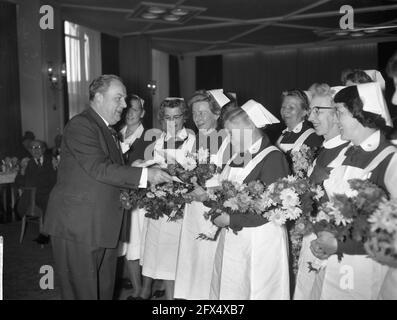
[223,146,279,183]
[363,146,397,173]
[291,128,315,151]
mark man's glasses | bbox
[309,106,334,117]
[30,145,43,150]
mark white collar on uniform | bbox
[199,128,216,136]
[359,130,381,152]
[283,121,303,134]
[164,127,188,141]
[323,135,347,149]
[247,137,263,154]
[121,124,144,144]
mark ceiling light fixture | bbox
[171,8,189,16]
[351,31,365,37]
[142,12,158,19]
[163,15,180,22]
[128,2,206,24]
[148,6,166,14]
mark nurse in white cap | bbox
[174,89,232,300]
[210,100,290,300]
[309,82,397,300]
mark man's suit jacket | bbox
[43,107,143,248]
[15,154,57,216]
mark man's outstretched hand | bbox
[147,167,173,186]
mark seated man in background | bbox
[15,140,57,244]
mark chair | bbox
[18,187,43,244]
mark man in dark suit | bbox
[43,74,172,300]
[15,140,57,244]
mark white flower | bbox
[182,157,197,171]
[280,188,300,208]
[333,210,352,226]
[285,206,302,220]
[313,185,325,201]
[154,190,167,198]
[147,192,155,199]
[286,175,297,183]
[368,199,397,234]
[197,147,210,164]
[224,198,239,211]
[345,188,359,198]
[316,210,331,223]
[269,209,287,225]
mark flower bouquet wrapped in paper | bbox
[120,182,192,221]
[312,179,387,263]
[365,198,397,267]
[261,176,325,275]
[166,147,221,189]
[288,144,318,178]
[198,180,267,240]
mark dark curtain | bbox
[169,54,180,97]
[101,33,120,75]
[223,44,378,140]
[0,1,22,158]
[378,42,397,122]
[196,55,223,90]
[119,36,152,129]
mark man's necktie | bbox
[108,126,121,149]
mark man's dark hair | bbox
[89,74,123,101]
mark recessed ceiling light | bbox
[163,15,180,22]
[335,31,349,36]
[364,29,379,33]
[171,8,189,16]
[351,31,365,37]
[148,6,166,14]
[142,12,158,19]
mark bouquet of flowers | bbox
[261,176,325,276]
[1,157,20,173]
[198,180,267,240]
[167,147,221,188]
[312,179,387,244]
[365,198,397,265]
[288,144,318,178]
[120,182,192,221]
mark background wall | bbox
[119,35,153,130]
[0,1,22,158]
[152,49,169,129]
[16,0,64,149]
[222,43,378,118]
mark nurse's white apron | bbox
[294,146,348,300]
[141,131,195,280]
[311,146,396,299]
[174,138,230,299]
[277,128,315,153]
[210,146,290,300]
